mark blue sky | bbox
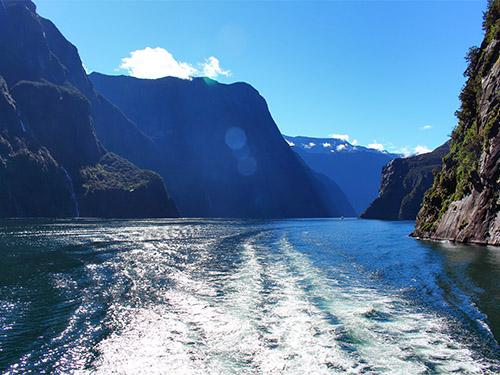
[35,0,486,155]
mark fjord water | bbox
[1,219,499,374]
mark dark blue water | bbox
[0,218,499,374]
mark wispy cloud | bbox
[336,144,347,151]
[322,142,331,148]
[119,47,231,80]
[200,56,231,79]
[419,125,432,131]
[414,145,431,154]
[329,134,350,142]
[368,140,384,151]
[400,144,432,157]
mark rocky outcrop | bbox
[0,0,179,218]
[361,142,449,220]
[79,153,176,218]
[90,73,353,218]
[412,1,500,244]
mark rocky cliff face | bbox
[0,0,179,218]
[90,73,353,218]
[361,142,449,221]
[412,1,500,244]
[0,0,163,171]
[0,76,75,217]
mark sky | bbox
[35,0,487,156]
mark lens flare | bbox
[225,127,247,150]
[237,157,257,176]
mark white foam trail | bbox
[73,227,495,374]
[276,237,489,374]
[226,239,357,374]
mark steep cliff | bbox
[0,0,179,218]
[10,81,179,218]
[0,76,75,217]
[412,0,500,244]
[361,142,449,220]
[90,73,353,218]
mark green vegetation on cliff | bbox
[414,0,500,241]
[79,153,178,218]
[81,153,159,194]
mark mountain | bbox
[412,0,500,245]
[360,142,450,220]
[283,135,399,215]
[0,0,165,173]
[90,73,354,218]
[0,0,179,218]
[0,76,75,217]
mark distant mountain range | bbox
[284,135,399,215]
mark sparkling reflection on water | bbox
[0,218,499,374]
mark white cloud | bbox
[352,139,358,145]
[400,147,412,158]
[322,142,331,148]
[420,125,432,131]
[329,134,350,142]
[303,142,316,149]
[200,56,231,79]
[400,144,432,157]
[368,140,385,151]
[119,47,230,80]
[414,145,431,154]
[285,140,295,147]
[336,144,347,151]
[120,47,195,79]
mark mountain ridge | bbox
[0,0,179,218]
[90,72,355,218]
